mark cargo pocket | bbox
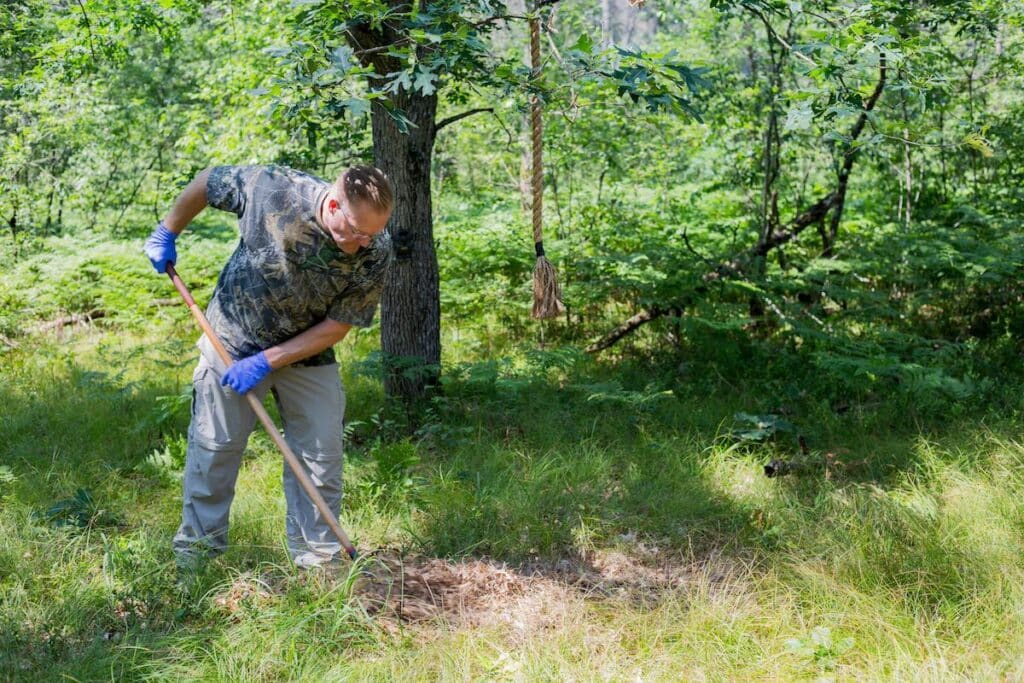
[190,365,212,445]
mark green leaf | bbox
[571,33,594,54]
[413,67,437,96]
[963,132,994,157]
[784,103,814,132]
[342,97,371,117]
[384,106,417,133]
[329,45,353,74]
[384,70,412,95]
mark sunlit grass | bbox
[4,235,1024,680]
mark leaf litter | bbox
[348,541,738,634]
[208,538,740,637]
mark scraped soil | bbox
[210,541,740,635]
[348,542,738,633]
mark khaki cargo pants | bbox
[172,335,345,569]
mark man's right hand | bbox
[143,222,178,273]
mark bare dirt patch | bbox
[204,541,742,638]
[350,542,738,633]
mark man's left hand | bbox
[221,352,272,394]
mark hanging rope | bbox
[529,13,565,320]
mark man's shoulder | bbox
[213,164,328,194]
[262,165,329,191]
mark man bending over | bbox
[144,164,393,569]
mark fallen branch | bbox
[706,193,837,282]
[28,310,106,334]
[585,306,667,353]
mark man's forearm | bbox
[264,319,353,369]
[163,168,212,234]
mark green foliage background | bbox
[5,0,1024,678]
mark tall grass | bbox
[4,230,1024,680]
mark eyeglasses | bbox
[338,199,373,240]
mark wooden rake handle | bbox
[165,263,358,560]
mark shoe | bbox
[293,550,344,571]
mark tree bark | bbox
[372,92,441,401]
[350,6,442,402]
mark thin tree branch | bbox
[489,109,517,152]
[473,13,525,29]
[74,0,98,61]
[825,51,887,253]
[436,107,494,132]
[681,224,716,268]
[28,310,106,334]
[751,7,817,68]
[353,42,408,57]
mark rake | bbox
[165,263,358,560]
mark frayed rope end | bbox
[532,255,565,319]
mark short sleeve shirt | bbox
[203,165,392,367]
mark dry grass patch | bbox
[347,543,743,635]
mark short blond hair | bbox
[336,165,393,213]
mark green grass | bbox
[4,231,1024,680]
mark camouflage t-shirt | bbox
[203,165,392,367]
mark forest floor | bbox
[3,230,1024,681]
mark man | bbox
[143,164,393,569]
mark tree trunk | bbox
[372,92,441,401]
[601,0,613,46]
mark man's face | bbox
[323,192,391,254]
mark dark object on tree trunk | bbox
[392,228,414,262]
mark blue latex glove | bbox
[221,352,272,395]
[143,222,177,273]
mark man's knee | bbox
[303,452,343,493]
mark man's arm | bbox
[264,319,353,369]
[220,319,352,394]
[143,167,212,273]
[163,168,211,235]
